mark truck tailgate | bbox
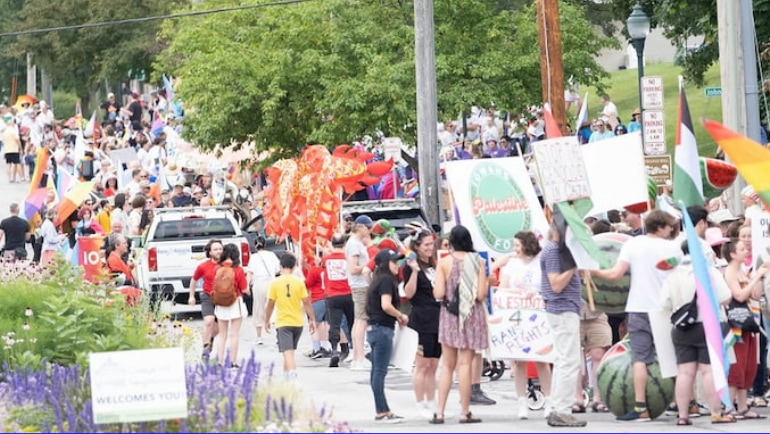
[153,241,208,277]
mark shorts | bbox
[4,152,19,165]
[671,322,710,365]
[627,312,656,364]
[580,313,612,350]
[312,299,327,323]
[277,326,303,352]
[351,286,368,320]
[200,292,215,318]
[417,331,442,359]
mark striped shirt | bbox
[539,241,581,314]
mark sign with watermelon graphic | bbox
[581,232,632,314]
[699,157,738,199]
[487,291,555,362]
[444,158,549,258]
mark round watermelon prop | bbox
[700,157,737,199]
[596,340,674,419]
[581,232,631,314]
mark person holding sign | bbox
[540,226,587,427]
[432,225,489,425]
[498,231,553,420]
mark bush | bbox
[0,257,153,369]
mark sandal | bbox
[737,409,767,419]
[590,401,610,413]
[429,413,444,425]
[676,417,692,426]
[711,413,737,424]
[571,402,587,414]
[459,411,482,424]
[753,397,769,408]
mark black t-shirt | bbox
[100,101,122,122]
[0,216,29,250]
[367,274,400,329]
[127,101,143,125]
[404,265,440,334]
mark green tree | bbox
[7,0,186,109]
[0,0,26,104]
[158,0,614,161]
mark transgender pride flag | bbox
[680,202,732,408]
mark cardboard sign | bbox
[90,348,187,424]
[78,236,105,283]
[488,291,554,362]
[532,136,591,204]
[444,158,549,258]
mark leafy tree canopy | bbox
[157,0,615,162]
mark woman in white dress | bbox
[215,243,251,367]
[498,231,553,419]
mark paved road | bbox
[1,161,766,432]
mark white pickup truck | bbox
[134,206,251,308]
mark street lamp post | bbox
[627,3,651,134]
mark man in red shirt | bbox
[323,233,354,367]
[304,255,331,359]
[188,239,224,356]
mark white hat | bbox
[708,208,739,224]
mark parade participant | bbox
[264,253,317,380]
[105,233,135,287]
[367,249,408,424]
[189,239,223,357]
[0,203,30,260]
[246,236,280,345]
[304,254,331,358]
[324,233,354,368]
[540,226,587,427]
[403,228,441,416]
[432,225,488,424]
[346,214,373,371]
[723,240,770,420]
[661,241,735,425]
[592,210,681,421]
[214,243,250,368]
[498,230,552,419]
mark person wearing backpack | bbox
[212,243,249,367]
[265,252,317,380]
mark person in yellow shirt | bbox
[265,253,316,380]
[95,199,113,235]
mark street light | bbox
[627,3,650,124]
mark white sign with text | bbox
[641,76,664,109]
[532,136,591,204]
[642,110,666,155]
[488,291,555,362]
[752,210,770,269]
[90,347,188,424]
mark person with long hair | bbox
[110,193,130,237]
[722,239,770,419]
[498,230,552,419]
[432,225,488,424]
[40,208,66,266]
[403,229,441,416]
[215,243,250,367]
[367,249,408,423]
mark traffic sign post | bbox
[641,76,664,109]
[642,110,666,155]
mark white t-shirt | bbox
[248,250,281,281]
[502,257,541,292]
[345,235,369,288]
[618,235,682,313]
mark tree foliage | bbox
[158,0,614,159]
[6,0,186,107]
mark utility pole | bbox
[414,0,441,228]
[536,0,567,134]
[26,53,36,97]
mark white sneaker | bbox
[417,402,434,420]
[543,399,553,419]
[350,359,371,371]
[518,397,529,420]
[343,353,354,364]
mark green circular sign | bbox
[469,161,531,254]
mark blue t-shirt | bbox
[539,241,581,314]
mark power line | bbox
[0,0,317,38]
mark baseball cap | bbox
[705,227,730,247]
[354,214,373,228]
[708,208,739,225]
[374,249,405,266]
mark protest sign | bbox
[487,290,554,362]
[532,136,591,204]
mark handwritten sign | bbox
[90,348,187,424]
[487,291,554,362]
[532,136,591,204]
[382,137,403,162]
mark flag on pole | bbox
[679,200,732,409]
[576,92,589,131]
[151,110,164,137]
[542,103,562,139]
[163,75,175,102]
[673,78,704,206]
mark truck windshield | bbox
[153,218,237,240]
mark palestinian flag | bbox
[673,77,704,206]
